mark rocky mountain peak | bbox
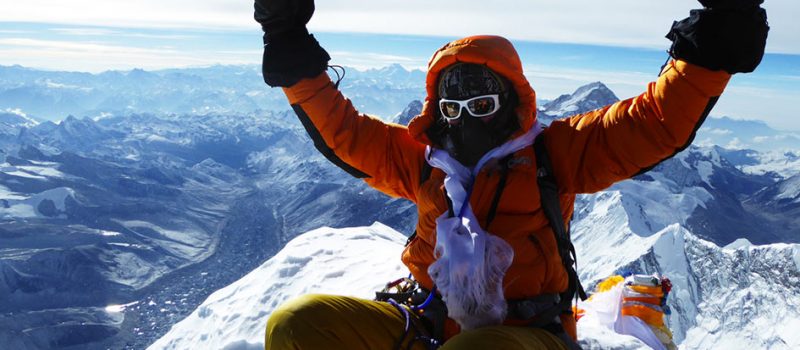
[393,100,422,125]
[541,81,619,119]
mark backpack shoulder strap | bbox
[406,158,435,247]
[420,160,433,185]
[533,132,588,307]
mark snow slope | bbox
[153,220,800,350]
[571,157,800,347]
[741,150,800,179]
[539,81,619,120]
[0,185,74,219]
[148,223,409,350]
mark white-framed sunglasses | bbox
[439,94,501,120]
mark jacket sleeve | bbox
[544,60,732,194]
[282,72,425,201]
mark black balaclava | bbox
[436,63,519,167]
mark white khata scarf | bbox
[425,122,543,330]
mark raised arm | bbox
[254,0,424,200]
[544,1,768,194]
[283,74,425,200]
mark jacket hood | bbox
[407,35,537,146]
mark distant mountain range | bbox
[0,64,425,124]
[0,109,416,349]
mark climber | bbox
[254,0,768,349]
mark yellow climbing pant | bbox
[265,294,569,350]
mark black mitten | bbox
[666,0,769,74]
[254,0,330,87]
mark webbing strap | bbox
[420,161,433,185]
[533,133,588,306]
[485,155,513,231]
[405,161,435,247]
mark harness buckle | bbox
[507,293,561,320]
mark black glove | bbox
[666,0,769,74]
[254,0,330,87]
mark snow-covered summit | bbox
[393,99,422,125]
[148,223,409,350]
[540,81,619,119]
[1,109,39,148]
[0,109,39,128]
[152,222,659,350]
[772,174,800,203]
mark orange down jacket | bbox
[282,35,730,339]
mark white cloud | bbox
[695,138,716,148]
[0,38,170,54]
[314,1,798,54]
[0,38,256,72]
[712,85,800,132]
[703,128,734,136]
[753,136,771,143]
[725,137,748,150]
[313,3,682,50]
[3,108,28,117]
[0,0,245,29]
[0,29,34,34]
[1,0,798,54]
[522,64,653,101]
[48,27,194,40]
[753,134,800,144]
[50,27,119,36]
[330,50,428,71]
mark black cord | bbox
[485,155,513,231]
[329,65,346,88]
[659,50,672,76]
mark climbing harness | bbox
[376,276,444,349]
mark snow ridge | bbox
[148,223,408,350]
[151,220,800,350]
[540,81,619,119]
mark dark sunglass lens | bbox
[468,97,495,116]
[441,102,461,118]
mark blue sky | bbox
[0,0,798,131]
